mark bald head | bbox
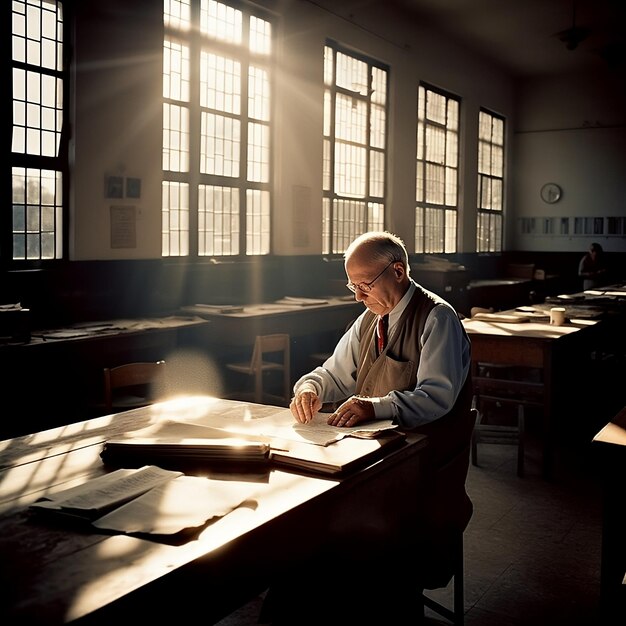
[344,231,410,277]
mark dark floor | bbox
[214,420,613,626]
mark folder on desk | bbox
[270,430,406,476]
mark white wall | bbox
[512,70,626,253]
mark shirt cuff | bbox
[294,381,320,397]
[371,395,395,419]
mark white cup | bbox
[550,307,566,326]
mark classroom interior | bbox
[2,0,626,623]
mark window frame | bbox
[476,107,505,253]
[162,0,275,259]
[6,0,70,269]
[322,40,389,256]
[415,82,461,254]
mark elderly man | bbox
[261,232,474,624]
[291,230,472,456]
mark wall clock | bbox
[540,183,562,204]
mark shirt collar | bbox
[387,281,416,328]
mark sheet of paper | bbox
[31,466,181,515]
[92,475,255,535]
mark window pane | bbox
[198,184,239,256]
[201,112,240,177]
[162,181,189,257]
[201,0,242,44]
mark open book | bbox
[29,465,255,537]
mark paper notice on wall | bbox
[110,205,136,248]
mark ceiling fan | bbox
[555,0,591,50]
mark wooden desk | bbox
[0,396,427,624]
[182,296,362,347]
[593,405,626,622]
[0,316,211,439]
[183,296,363,381]
[463,314,604,478]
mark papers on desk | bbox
[180,303,245,314]
[270,431,405,476]
[30,465,179,521]
[471,312,530,323]
[97,406,400,476]
[29,465,255,538]
[165,407,398,447]
[273,296,329,306]
[101,437,271,469]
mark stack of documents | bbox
[273,296,329,306]
[100,437,271,469]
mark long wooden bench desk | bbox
[0,395,427,625]
[181,296,362,346]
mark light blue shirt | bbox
[293,281,471,429]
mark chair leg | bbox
[471,433,478,467]
[254,370,263,404]
[516,404,525,478]
[420,534,465,625]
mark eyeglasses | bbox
[346,259,396,294]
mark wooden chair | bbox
[103,360,167,413]
[471,363,544,477]
[225,334,291,406]
[472,393,526,477]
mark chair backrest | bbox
[251,334,290,371]
[103,360,167,412]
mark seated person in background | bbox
[579,242,609,290]
[261,231,473,623]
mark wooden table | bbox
[462,313,606,478]
[0,316,212,439]
[593,405,626,622]
[181,296,362,346]
[0,396,427,625]
[182,296,363,382]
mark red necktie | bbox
[377,315,388,354]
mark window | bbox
[322,42,388,255]
[415,84,460,253]
[476,109,505,252]
[162,0,273,257]
[9,0,67,264]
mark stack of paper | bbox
[273,296,329,306]
[180,303,245,315]
[100,437,270,469]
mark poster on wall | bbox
[110,206,136,248]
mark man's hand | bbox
[290,391,322,423]
[327,396,375,427]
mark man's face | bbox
[345,253,405,316]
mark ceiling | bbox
[395,0,626,78]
